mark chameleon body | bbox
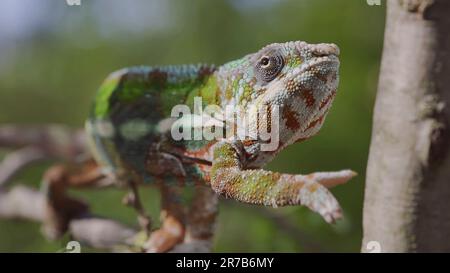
[85,41,356,252]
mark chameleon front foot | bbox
[294,178,343,223]
[144,184,186,253]
[295,170,357,223]
[210,142,357,224]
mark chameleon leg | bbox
[184,186,218,251]
[122,180,152,235]
[145,184,186,253]
[210,141,356,223]
[42,159,106,239]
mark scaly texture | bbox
[85,41,356,252]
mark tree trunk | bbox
[362,0,450,252]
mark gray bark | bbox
[362,0,450,252]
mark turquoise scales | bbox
[82,41,356,252]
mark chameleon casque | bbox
[82,41,356,252]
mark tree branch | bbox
[0,147,48,188]
[362,0,450,252]
[0,124,326,252]
[0,185,139,251]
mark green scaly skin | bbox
[86,41,356,224]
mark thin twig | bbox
[122,180,153,235]
[0,185,138,250]
[0,124,324,253]
[0,147,48,188]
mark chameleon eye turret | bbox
[254,48,285,83]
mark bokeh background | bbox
[0,0,385,252]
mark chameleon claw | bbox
[310,169,358,188]
[322,209,342,224]
[299,181,343,223]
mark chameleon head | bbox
[218,41,340,150]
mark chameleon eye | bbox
[260,56,270,67]
[255,51,284,83]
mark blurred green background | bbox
[0,0,385,252]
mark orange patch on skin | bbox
[282,106,300,130]
[277,72,286,79]
[300,89,316,107]
[179,141,216,164]
[319,90,336,110]
[197,164,211,183]
[286,79,297,92]
[305,113,325,131]
[242,139,257,147]
[307,183,319,193]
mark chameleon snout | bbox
[310,43,340,57]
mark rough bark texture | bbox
[362,0,450,252]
